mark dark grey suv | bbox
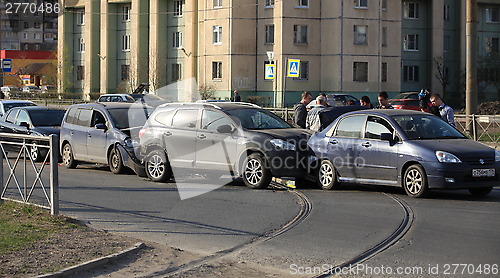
[139,102,312,188]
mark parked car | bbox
[389,99,421,111]
[307,94,360,109]
[390,92,419,101]
[40,85,57,93]
[0,100,37,117]
[0,106,66,162]
[22,86,41,94]
[60,102,153,175]
[0,85,21,98]
[139,102,312,188]
[97,94,135,103]
[129,93,169,107]
[308,109,500,197]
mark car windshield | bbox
[4,102,36,112]
[392,93,418,100]
[225,108,291,130]
[392,114,467,140]
[108,107,153,129]
[130,94,164,101]
[29,110,66,126]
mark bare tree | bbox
[433,56,448,98]
[477,50,500,100]
[199,83,216,100]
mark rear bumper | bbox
[423,161,500,189]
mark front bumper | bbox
[116,144,146,177]
[423,161,500,189]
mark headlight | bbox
[124,138,134,148]
[270,139,296,151]
[495,150,500,162]
[435,151,462,163]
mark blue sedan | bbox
[307,110,500,197]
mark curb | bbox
[32,242,145,278]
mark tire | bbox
[30,144,44,162]
[318,160,338,190]
[469,187,493,197]
[242,153,272,189]
[403,164,429,198]
[108,147,126,174]
[62,143,78,169]
[145,149,172,182]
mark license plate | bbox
[472,169,495,178]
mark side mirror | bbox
[19,122,30,129]
[95,123,107,131]
[380,133,393,141]
[217,124,234,134]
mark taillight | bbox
[138,128,146,138]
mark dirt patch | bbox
[477,101,500,115]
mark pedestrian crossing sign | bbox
[287,59,300,77]
[265,64,275,80]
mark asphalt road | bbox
[3,163,500,277]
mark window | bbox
[122,6,131,22]
[24,22,29,28]
[403,66,419,82]
[201,110,233,132]
[122,35,130,51]
[365,116,394,140]
[297,0,309,7]
[354,25,368,45]
[353,62,368,82]
[382,0,387,10]
[35,44,40,50]
[486,37,499,53]
[34,22,41,29]
[23,33,28,39]
[34,33,41,40]
[76,11,85,25]
[172,63,182,81]
[121,65,130,80]
[355,0,368,9]
[294,61,309,80]
[6,110,18,123]
[444,5,450,20]
[265,25,274,44]
[404,2,419,19]
[78,37,85,52]
[213,0,222,8]
[174,1,183,17]
[64,108,78,125]
[293,25,308,44]
[444,35,450,52]
[213,26,222,44]
[334,115,365,138]
[212,61,222,80]
[75,109,92,127]
[91,111,107,127]
[403,34,418,50]
[382,27,387,47]
[173,32,183,48]
[381,62,387,83]
[172,109,198,129]
[265,0,275,8]
[486,7,499,23]
[76,66,85,81]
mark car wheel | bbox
[469,187,493,197]
[108,147,126,174]
[145,149,172,182]
[242,153,272,189]
[318,160,338,190]
[403,164,429,198]
[62,143,78,169]
[30,144,43,162]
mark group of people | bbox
[294,90,455,132]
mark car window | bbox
[365,116,394,140]
[98,96,109,102]
[201,110,233,132]
[5,109,18,123]
[15,110,30,126]
[29,110,66,126]
[75,109,92,127]
[334,115,365,138]
[91,111,107,127]
[225,108,290,129]
[154,108,176,126]
[108,107,152,129]
[172,109,198,129]
[392,115,466,140]
[65,107,78,124]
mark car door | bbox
[165,109,199,169]
[356,116,399,183]
[71,108,92,161]
[325,114,366,179]
[196,109,239,172]
[86,109,108,163]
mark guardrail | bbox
[0,133,59,215]
[455,115,500,145]
[265,107,294,123]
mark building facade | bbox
[58,0,500,106]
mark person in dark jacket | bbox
[293,91,312,128]
[375,91,394,109]
[231,90,241,102]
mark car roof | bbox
[159,102,260,110]
[11,106,64,111]
[70,102,151,110]
[347,109,426,117]
[99,94,130,97]
[0,100,36,104]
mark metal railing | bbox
[265,107,295,123]
[455,115,500,146]
[0,134,59,215]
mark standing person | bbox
[293,91,312,128]
[375,91,394,109]
[319,93,331,107]
[306,95,327,132]
[360,96,374,108]
[418,89,431,112]
[430,93,455,127]
[231,90,241,102]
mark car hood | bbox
[34,126,60,136]
[410,139,495,159]
[250,128,313,140]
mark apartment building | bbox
[58,0,499,105]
